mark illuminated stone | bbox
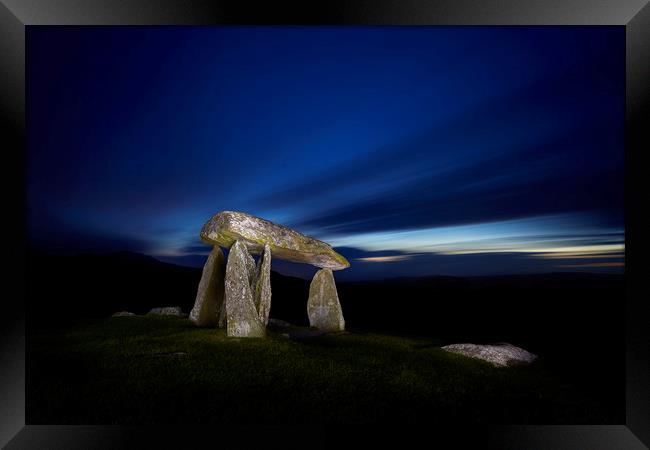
[200,211,349,270]
[224,240,266,338]
[441,343,537,367]
[307,268,345,332]
[189,246,225,327]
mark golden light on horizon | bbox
[532,252,624,260]
[356,255,412,263]
[556,262,625,268]
[527,244,624,259]
[437,243,624,259]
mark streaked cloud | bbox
[325,213,624,262]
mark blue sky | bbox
[26,26,625,279]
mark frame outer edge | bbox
[626,1,650,448]
[0,1,26,448]
[0,0,648,25]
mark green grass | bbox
[27,316,610,424]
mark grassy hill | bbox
[26,251,625,424]
[27,315,617,424]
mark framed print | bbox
[2,0,648,448]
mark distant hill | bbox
[25,250,310,326]
[27,251,624,339]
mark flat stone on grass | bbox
[441,342,537,367]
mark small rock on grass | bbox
[111,311,136,317]
[148,306,184,316]
[268,318,292,328]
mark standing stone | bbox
[307,268,345,332]
[189,246,225,327]
[254,243,272,326]
[224,240,266,337]
[243,242,257,286]
[217,296,227,328]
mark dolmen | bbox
[189,211,350,337]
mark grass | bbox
[27,315,611,424]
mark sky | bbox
[26,26,625,279]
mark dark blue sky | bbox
[27,26,625,279]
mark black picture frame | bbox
[2,1,648,448]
